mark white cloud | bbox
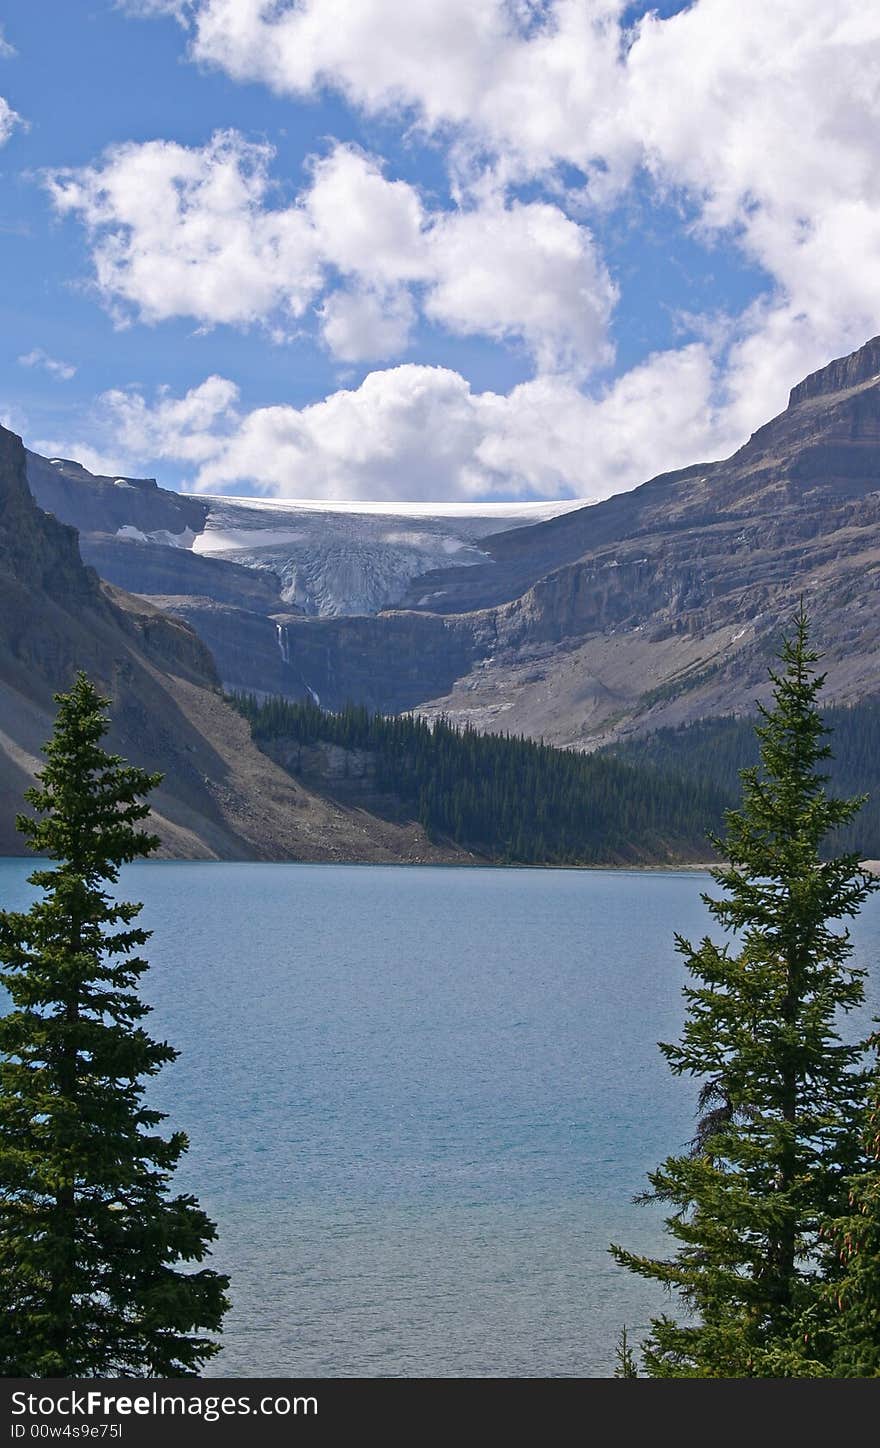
[18,349,77,381]
[0,95,22,146]
[34,376,237,483]
[116,1,190,16]
[46,134,616,373]
[144,0,880,439]
[43,0,880,507]
[0,27,24,145]
[187,0,631,185]
[306,145,428,286]
[46,132,322,329]
[308,145,615,372]
[319,286,416,363]
[621,1,880,423]
[182,2,880,214]
[628,3,880,239]
[41,351,746,505]
[476,345,740,499]
[190,0,508,114]
[426,198,616,374]
[0,400,28,436]
[195,367,488,500]
[33,441,132,478]
[95,374,239,465]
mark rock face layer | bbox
[0,424,465,861]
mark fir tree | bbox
[611,608,878,1376]
[0,673,229,1376]
[824,1031,880,1375]
[614,1326,639,1378]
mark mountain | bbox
[259,335,880,738]
[23,458,582,703]
[21,335,880,748]
[0,423,468,862]
[416,336,880,743]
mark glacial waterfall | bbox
[275,622,291,666]
[276,621,320,707]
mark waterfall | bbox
[275,622,291,666]
[276,621,320,705]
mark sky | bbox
[0,0,879,504]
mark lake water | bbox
[1,860,878,1378]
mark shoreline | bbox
[3,854,878,874]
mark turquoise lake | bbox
[1,860,878,1377]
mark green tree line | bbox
[233,694,731,865]
[608,696,880,857]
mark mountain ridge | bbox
[18,334,880,754]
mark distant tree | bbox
[611,608,878,1376]
[0,673,229,1376]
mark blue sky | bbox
[1,2,878,502]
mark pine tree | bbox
[614,1326,639,1378]
[824,1032,880,1375]
[611,608,878,1376]
[0,673,229,1376]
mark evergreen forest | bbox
[233,695,730,865]
[608,695,880,858]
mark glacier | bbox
[189,494,588,617]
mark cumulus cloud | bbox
[426,199,616,373]
[1,28,25,144]
[94,374,239,465]
[308,145,615,371]
[46,134,615,373]
[622,1,880,419]
[35,375,238,482]
[182,2,880,211]
[0,95,22,146]
[187,0,631,185]
[50,0,880,505]
[40,350,746,504]
[319,286,416,363]
[0,400,28,436]
[476,345,741,499]
[46,132,323,329]
[306,144,428,286]
[18,349,77,381]
[132,0,880,437]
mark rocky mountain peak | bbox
[788,336,880,408]
[25,449,208,540]
[0,424,97,604]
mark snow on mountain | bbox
[189,494,589,616]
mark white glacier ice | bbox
[188,494,589,617]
